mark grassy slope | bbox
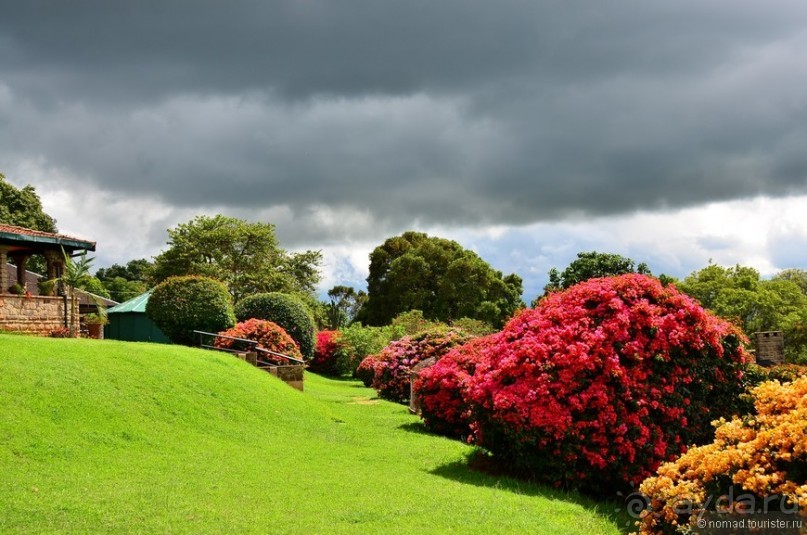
[0,334,621,534]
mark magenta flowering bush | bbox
[418,274,750,491]
[309,330,343,375]
[356,355,379,387]
[365,328,472,403]
[414,336,493,438]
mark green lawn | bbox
[0,334,622,534]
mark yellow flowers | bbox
[637,377,807,534]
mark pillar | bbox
[44,250,64,296]
[11,254,30,291]
[0,247,7,294]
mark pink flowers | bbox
[363,329,472,403]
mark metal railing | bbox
[193,330,305,365]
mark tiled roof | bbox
[0,223,95,250]
[0,224,93,243]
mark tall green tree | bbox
[773,268,807,295]
[544,251,651,293]
[0,172,58,274]
[0,172,57,232]
[357,231,523,327]
[96,259,154,284]
[325,285,367,329]
[677,263,807,361]
[96,259,153,302]
[151,215,321,303]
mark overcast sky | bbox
[2,1,807,301]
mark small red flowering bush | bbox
[214,318,303,362]
[310,330,343,375]
[461,274,749,491]
[414,335,493,438]
[356,355,379,387]
[49,326,71,338]
[367,328,472,403]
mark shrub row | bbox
[360,328,472,403]
[414,274,750,491]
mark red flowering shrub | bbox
[414,336,493,438]
[310,330,343,375]
[356,355,379,387]
[214,318,303,362]
[462,274,749,491]
[368,328,472,403]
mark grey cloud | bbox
[2,1,807,246]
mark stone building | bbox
[0,224,97,335]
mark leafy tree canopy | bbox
[99,277,147,303]
[676,263,807,362]
[97,259,153,284]
[357,231,523,327]
[0,172,57,232]
[96,259,153,302]
[324,285,367,329]
[151,215,322,303]
[544,251,651,293]
[773,268,807,295]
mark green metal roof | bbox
[107,291,152,314]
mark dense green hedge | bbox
[146,276,236,345]
[234,292,316,360]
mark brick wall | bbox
[0,295,71,335]
[754,331,784,366]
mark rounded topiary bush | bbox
[234,292,316,360]
[146,276,235,345]
[368,328,472,404]
[462,274,749,491]
[310,330,343,375]
[638,377,807,534]
[214,319,303,361]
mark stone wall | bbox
[268,365,305,391]
[0,295,71,335]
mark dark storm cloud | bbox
[2,0,807,243]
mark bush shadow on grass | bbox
[428,451,635,533]
[397,421,438,436]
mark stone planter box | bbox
[409,357,438,415]
[266,365,305,391]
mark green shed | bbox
[104,291,170,343]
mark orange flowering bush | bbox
[214,318,303,362]
[638,377,807,534]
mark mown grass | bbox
[0,334,623,534]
